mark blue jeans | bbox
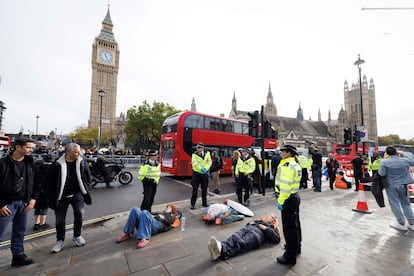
[0,200,28,255]
[385,185,414,225]
[312,168,322,191]
[55,192,85,241]
[123,207,160,240]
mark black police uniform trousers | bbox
[300,168,308,189]
[237,174,250,204]
[281,192,302,259]
[140,178,157,212]
[191,172,209,207]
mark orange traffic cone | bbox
[352,183,372,214]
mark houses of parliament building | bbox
[228,78,378,154]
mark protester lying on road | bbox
[115,204,180,248]
[207,213,281,261]
[201,201,245,225]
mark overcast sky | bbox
[1,0,414,139]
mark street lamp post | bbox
[354,54,365,155]
[98,89,106,149]
[354,54,365,126]
[35,114,39,136]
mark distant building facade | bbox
[228,78,377,154]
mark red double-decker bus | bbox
[0,135,11,149]
[333,141,377,166]
[160,111,277,176]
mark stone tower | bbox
[88,7,120,135]
[343,75,377,143]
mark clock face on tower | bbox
[99,50,113,63]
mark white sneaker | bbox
[408,224,414,231]
[51,240,64,253]
[389,221,408,231]
[208,236,222,261]
[72,236,86,247]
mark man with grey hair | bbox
[43,143,92,253]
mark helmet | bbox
[279,144,298,156]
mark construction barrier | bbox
[352,182,372,214]
[343,164,354,178]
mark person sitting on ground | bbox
[116,204,179,248]
[207,213,281,261]
[334,171,352,189]
[201,201,245,225]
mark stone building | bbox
[88,7,126,149]
[229,78,377,154]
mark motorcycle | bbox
[87,158,133,188]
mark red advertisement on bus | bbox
[160,111,277,176]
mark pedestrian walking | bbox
[190,143,212,209]
[32,154,53,231]
[309,144,322,192]
[378,146,414,231]
[275,144,302,265]
[43,143,92,253]
[326,153,339,190]
[0,137,38,266]
[138,150,161,212]
[210,151,223,194]
[297,151,309,189]
[351,154,364,191]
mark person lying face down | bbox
[201,202,245,225]
[207,213,281,261]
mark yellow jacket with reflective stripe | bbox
[236,156,256,176]
[138,161,161,184]
[276,157,301,205]
[192,151,212,174]
[298,155,310,170]
[369,158,382,171]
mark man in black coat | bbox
[0,137,38,266]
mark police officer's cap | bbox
[241,147,250,153]
[196,143,205,148]
[280,144,298,156]
[148,150,157,156]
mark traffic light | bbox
[263,120,271,138]
[343,128,352,145]
[248,111,259,137]
[354,130,361,143]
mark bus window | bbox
[184,114,203,128]
[234,121,243,134]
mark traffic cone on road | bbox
[352,183,372,214]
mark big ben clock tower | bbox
[88,7,120,137]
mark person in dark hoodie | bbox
[0,137,39,266]
[207,213,280,261]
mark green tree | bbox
[124,101,180,147]
[67,126,98,148]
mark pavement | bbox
[1,182,414,276]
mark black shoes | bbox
[33,224,41,231]
[12,253,33,266]
[277,255,296,265]
[213,189,220,194]
[191,205,196,210]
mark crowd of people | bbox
[1,137,414,270]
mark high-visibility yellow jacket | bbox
[192,151,212,174]
[138,161,161,184]
[369,158,383,171]
[298,155,310,170]
[235,156,256,177]
[276,157,301,205]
